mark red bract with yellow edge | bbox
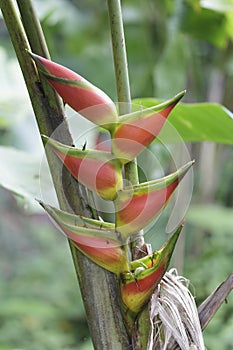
[115,161,194,237]
[42,135,123,201]
[39,202,130,276]
[120,225,183,317]
[28,51,118,130]
[112,91,185,163]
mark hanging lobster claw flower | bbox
[28,51,118,129]
[39,201,130,275]
[42,135,123,200]
[120,225,183,318]
[115,161,194,237]
[112,91,185,163]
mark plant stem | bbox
[107,0,131,115]
[16,0,50,58]
[108,0,147,258]
[108,3,153,348]
[107,0,138,181]
[0,1,129,348]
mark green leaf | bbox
[0,146,47,211]
[181,4,230,47]
[200,0,233,13]
[132,99,233,144]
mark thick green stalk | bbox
[107,0,138,183]
[108,0,147,258]
[107,0,131,115]
[0,1,129,348]
[107,2,152,348]
[16,0,50,58]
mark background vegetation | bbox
[0,0,233,349]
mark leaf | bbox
[132,99,233,144]
[180,4,230,47]
[0,146,47,211]
[200,0,233,13]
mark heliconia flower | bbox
[28,51,118,129]
[42,135,123,200]
[120,225,183,317]
[112,91,185,163]
[115,161,194,237]
[39,201,130,275]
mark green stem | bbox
[16,0,50,58]
[107,0,131,115]
[108,0,147,258]
[0,1,129,348]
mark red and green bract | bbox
[112,91,185,163]
[120,225,182,316]
[29,52,118,129]
[42,135,123,201]
[39,202,129,276]
[115,161,193,237]
[31,51,193,333]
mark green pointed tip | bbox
[179,159,195,180]
[41,134,49,143]
[41,135,60,150]
[37,199,56,218]
[36,198,43,206]
[176,89,186,99]
[37,200,61,224]
[35,198,47,211]
[27,51,49,73]
[26,50,41,63]
[166,223,183,248]
[25,49,33,57]
[41,135,64,151]
[154,89,186,111]
[150,89,186,112]
[180,159,195,174]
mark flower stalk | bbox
[107,0,146,259]
[1,1,199,349]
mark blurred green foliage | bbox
[0,0,233,349]
[0,189,92,350]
